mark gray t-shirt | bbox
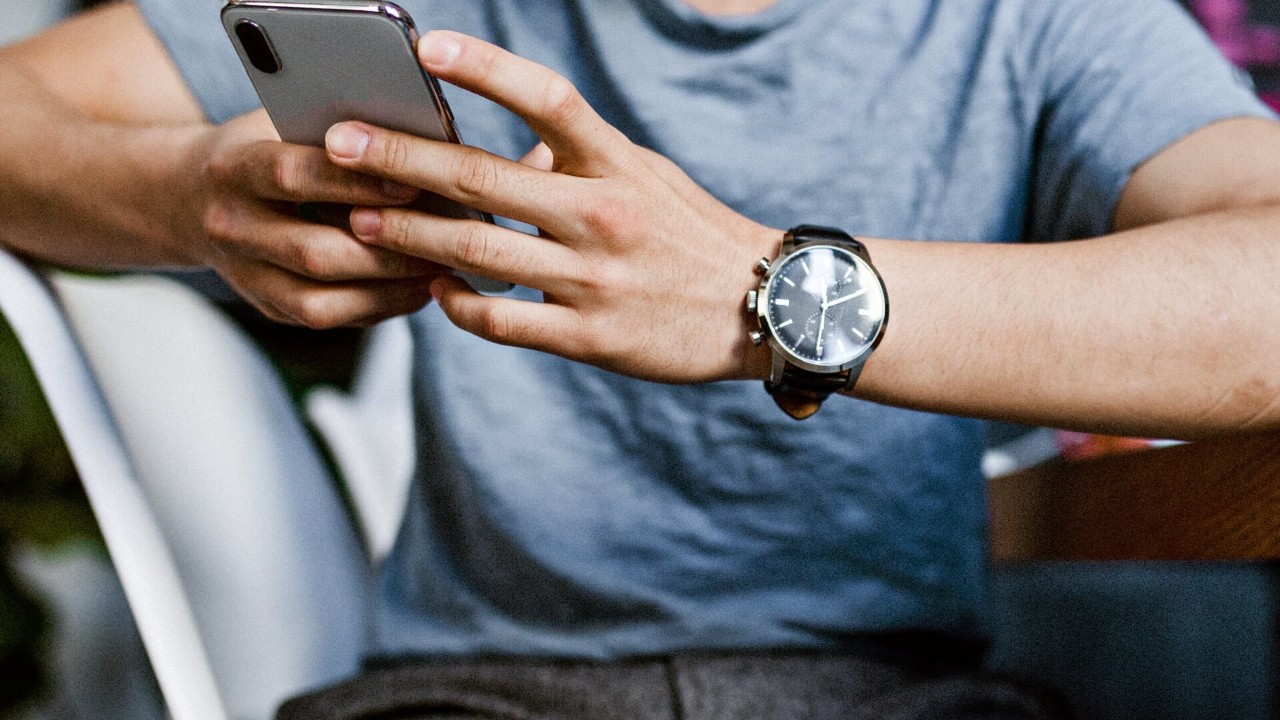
[139,0,1268,659]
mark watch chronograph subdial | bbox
[802,312,832,354]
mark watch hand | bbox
[816,307,828,357]
[826,288,868,309]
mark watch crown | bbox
[749,330,766,346]
[746,290,758,312]
[754,258,771,275]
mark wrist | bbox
[157,124,223,268]
[730,223,783,382]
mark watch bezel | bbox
[755,241,888,375]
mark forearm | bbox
[0,61,208,269]
[854,207,1280,439]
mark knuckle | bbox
[453,224,498,272]
[581,256,614,293]
[451,150,501,201]
[293,241,336,279]
[471,45,502,86]
[271,151,305,197]
[200,201,237,242]
[476,305,515,344]
[542,74,583,125]
[378,210,415,252]
[579,194,636,240]
[293,291,344,330]
[373,132,413,175]
[204,149,236,186]
[579,258,623,295]
[573,314,614,366]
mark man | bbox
[2,0,1278,717]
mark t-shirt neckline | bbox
[634,0,808,42]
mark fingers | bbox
[212,137,421,206]
[326,123,581,235]
[430,275,588,356]
[226,259,438,329]
[349,207,582,289]
[198,109,444,328]
[416,31,626,170]
[520,142,555,172]
[202,200,444,281]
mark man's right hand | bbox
[176,109,446,328]
[0,2,444,330]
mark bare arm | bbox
[857,118,1280,439]
[320,32,1280,440]
[0,2,444,325]
[0,2,207,267]
[859,141,1280,440]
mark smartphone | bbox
[221,0,512,293]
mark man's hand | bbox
[177,109,449,328]
[324,31,779,383]
[1,1,439,331]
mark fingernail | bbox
[326,123,369,159]
[419,32,462,68]
[349,208,380,239]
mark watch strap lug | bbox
[766,361,854,421]
[843,362,865,392]
[785,224,864,254]
[769,352,787,386]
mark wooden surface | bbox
[989,430,1280,563]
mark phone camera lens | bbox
[235,20,281,74]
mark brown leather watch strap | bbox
[765,365,851,420]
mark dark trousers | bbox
[278,645,1072,720]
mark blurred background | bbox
[1,0,1278,718]
[1,2,365,716]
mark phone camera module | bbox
[235,20,282,74]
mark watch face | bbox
[764,245,886,370]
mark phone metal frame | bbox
[223,0,415,27]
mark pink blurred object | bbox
[1055,431,1158,462]
[1192,0,1280,66]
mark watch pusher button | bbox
[746,290,758,312]
[754,258,771,275]
[749,330,766,346]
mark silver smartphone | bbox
[221,0,512,293]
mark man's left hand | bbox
[325,31,776,384]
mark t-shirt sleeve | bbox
[1023,0,1274,241]
[135,0,261,123]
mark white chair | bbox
[306,317,415,564]
[0,247,413,720]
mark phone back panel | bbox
[222,1,512,292]
[221,1,455,149]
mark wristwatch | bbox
[747,225,889,420]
